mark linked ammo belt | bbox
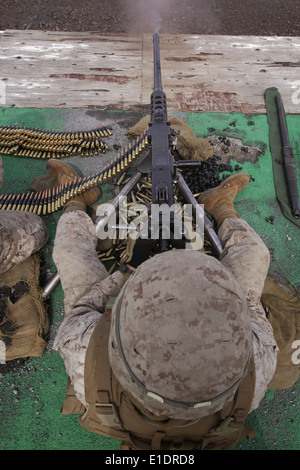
[0,125,149,215]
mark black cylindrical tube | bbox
[153,33,162,91]
[276,94,300,218]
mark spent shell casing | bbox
[117,171,127,186]
[108,261,118,274]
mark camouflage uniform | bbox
[53,210,278,413]
[0,155,48,275]
[0,211,48,275]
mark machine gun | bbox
[148,33,177,251]
[42,33,223,298]
[94,33,223,255]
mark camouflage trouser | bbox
[52,210,110,316]
[219,217,277,411]
[219,217,270,301]
[53,211,124,404]
[0,211,48,275]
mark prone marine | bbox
[1,152,299,450]
[43,159,278,450]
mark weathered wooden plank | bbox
[0,30,143,109]
[0,30,299,113]
[142,34,300,114]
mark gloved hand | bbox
[124,236,157,269]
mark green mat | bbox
[0,108,299,451]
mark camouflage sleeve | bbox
[248,299,278,412]
[218,217,278,411]
[0,211,48,274]
[53,270,126,406]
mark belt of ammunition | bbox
[0,124,112,159]
[0,130,149,215]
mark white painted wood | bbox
[0,31,143,110]
[0,30,299,113]
[142,34,300,113]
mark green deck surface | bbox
[0,107,299,450]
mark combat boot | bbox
[198,173,250,228]
[49,160,102,212]
[30,160,81,202]
[46,160,79,186]
[30,160,101,212]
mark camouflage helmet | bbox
[109,249,252,420]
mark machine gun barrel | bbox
[153,33,163,91]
